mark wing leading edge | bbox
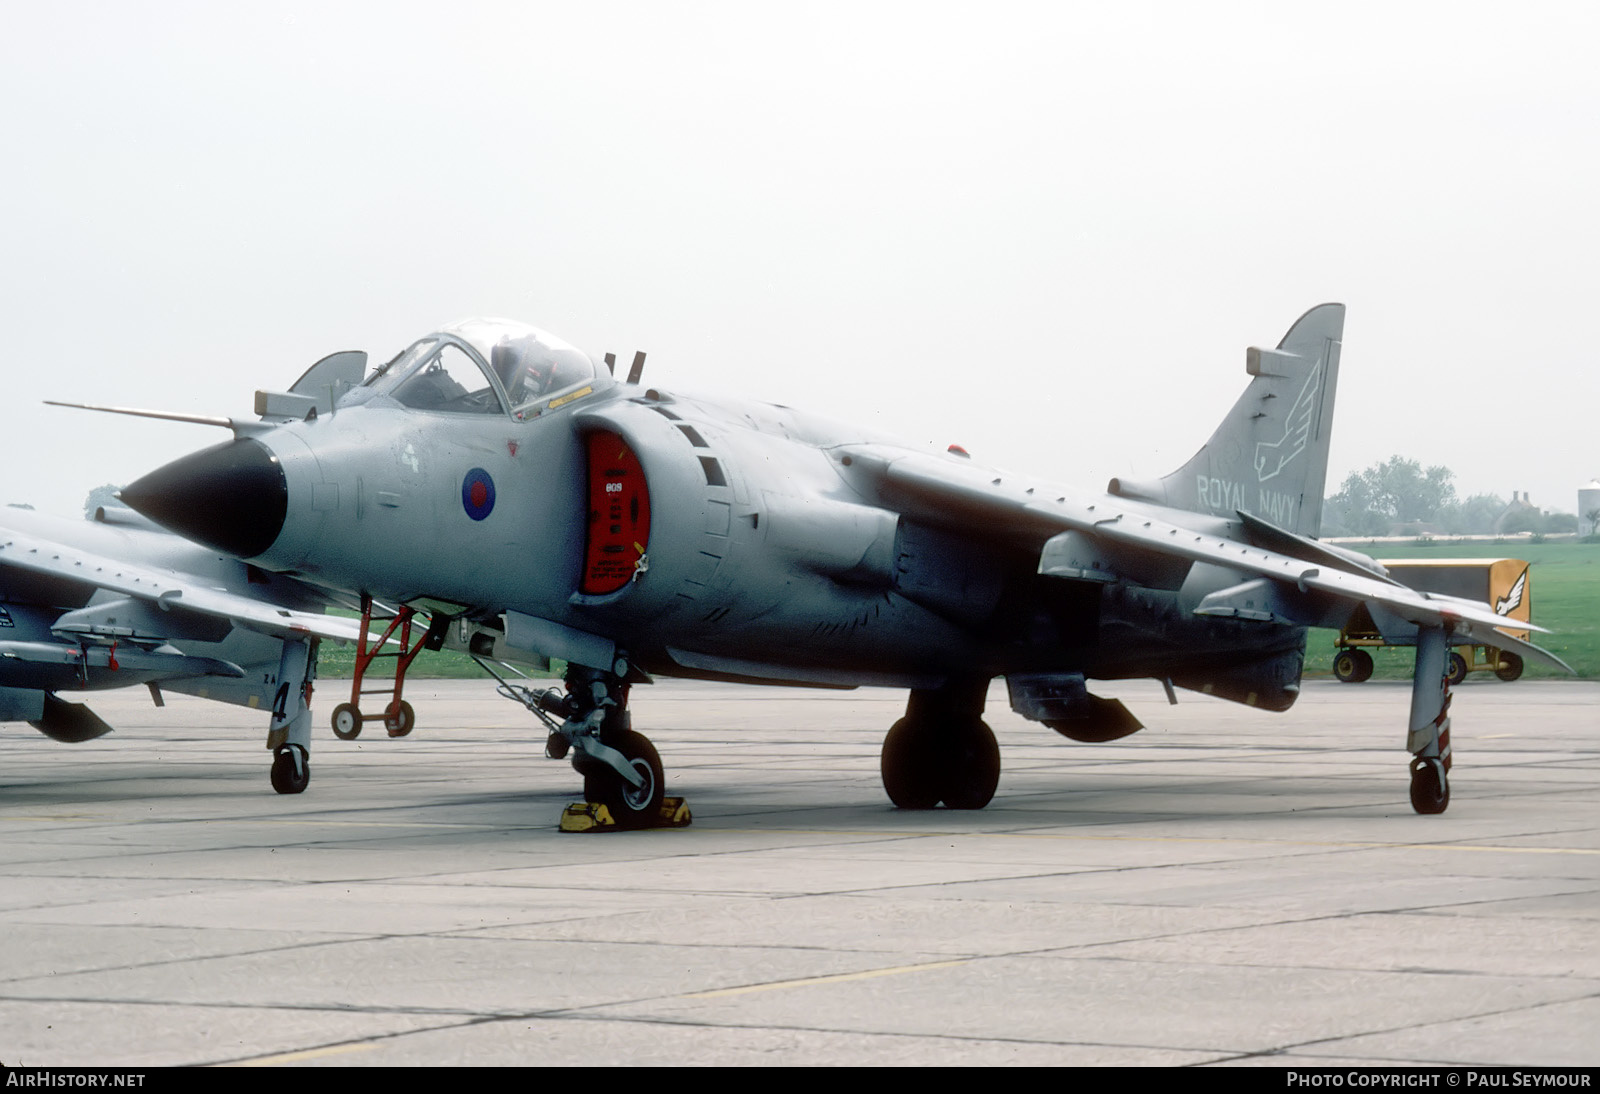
[0,524,364,645]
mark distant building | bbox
[1498,491,1540,534]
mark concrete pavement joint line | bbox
[679,958,973,999]
[710,827,1600,856]
[1210,987,1600,1067]
[0,935,428,987]
[210,1013,534,1068]
[0,992,517,1017]
[525,1009,1238,1057]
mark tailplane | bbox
[1109,303,1344,537]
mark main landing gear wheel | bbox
[881,717,1000,810]
[331,703,362,740]
[1333,648,1374,683]
[1494,652,1524,682]
[882,718,942,809]
[1445,651,1469,687]
[385,700,415,737]
[271,744,310,795]
[1409,757,1449,815]
[941,719,1001,810]
[584,730,664,829]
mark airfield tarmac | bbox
[0,678,1595,1068]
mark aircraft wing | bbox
[0,521,364,645]
[840,444,1574,675]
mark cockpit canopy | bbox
[367,319,606,419]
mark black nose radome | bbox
[121,438,288,559]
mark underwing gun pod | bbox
[97,307,1567,820]
[0,505,362,793]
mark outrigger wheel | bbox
[1409,756,1449,814]
[271,744,310,795]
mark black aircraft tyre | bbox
[941,719,1000,809]
[331,703,362,740]
[1445,651,1469,687]
[881,717,943,809]
[1408,757,1449,815]
[585,730,664,827]
[881,717,999,809]
[271,744,309,795]
[1494,651,1525,682]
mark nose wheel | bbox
[475,653,683,830]
[582,730,664,827]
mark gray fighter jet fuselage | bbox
[106,306,1569,821]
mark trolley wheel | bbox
[331,703,362,740]
[385,700,415,737]
[1445,651,1469,687]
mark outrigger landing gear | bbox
[266,636,317,795]
[476,654,681,830]
[1406,624,1454,815]
[881,678,1000,810]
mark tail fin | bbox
[1109,303,1344,537]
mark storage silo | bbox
[1580,480,1600,536]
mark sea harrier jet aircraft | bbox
[56,304,1565,821]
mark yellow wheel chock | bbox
[559,796,692,832]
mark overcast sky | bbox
[4,2,1597,521]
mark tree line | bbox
[1321,456,1579,537]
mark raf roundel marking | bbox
[461,468,496,521]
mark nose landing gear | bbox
[476,653,684,830]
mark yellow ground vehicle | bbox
[1333,558,1531,685]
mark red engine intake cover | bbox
[582,430,652,595]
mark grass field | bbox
[1308,540,1600,680]
[318,541,1600,683]
[317,640,543,682]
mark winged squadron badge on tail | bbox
[1254,356,1323,483]
[55,303,1570,821]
